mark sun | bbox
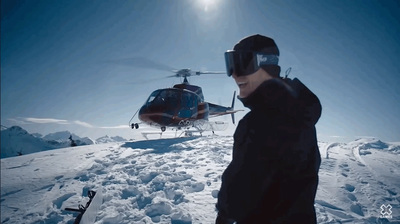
[196,0,220,12]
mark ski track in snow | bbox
[316,141,400,223]
[1,137,399,223]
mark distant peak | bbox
[7,126,29,135]
[96,135,127,143]
[43,131,81,141]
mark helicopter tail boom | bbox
[207,91,242,124]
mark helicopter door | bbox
[178,92,195,118]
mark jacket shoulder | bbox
[284,78,322,126]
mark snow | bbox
[1,136,399,223]
[316,139,400,223]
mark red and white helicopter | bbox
[129,68,241,136]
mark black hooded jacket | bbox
[216,78,322,223]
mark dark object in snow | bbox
[69,135,77,147]
[65,189,103,224]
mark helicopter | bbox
[129,68,241,135]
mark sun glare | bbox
[197,0,220,12]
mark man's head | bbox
[225,34,281,98]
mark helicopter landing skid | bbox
[177,130,203,138]
[141,131,163,140]
[140,129,199,140]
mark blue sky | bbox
[1,0,399,142]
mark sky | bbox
[1,0,400,142]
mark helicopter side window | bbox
[157,90,166,102]
[182,92,193,109]
[179,92,194,118]
[161,90,179,105]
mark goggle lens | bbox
[224,51,279,77]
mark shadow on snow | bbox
[121,137,199,154]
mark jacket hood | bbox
[239,78,321,127]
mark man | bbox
[216,34,322,223]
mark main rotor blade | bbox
[196,71,226,75]
[106,57,176,72]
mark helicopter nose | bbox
[138,106,149,121]
[138,105,162,124]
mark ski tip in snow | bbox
[65,187,103,224]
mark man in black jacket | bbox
[216,34,322,223]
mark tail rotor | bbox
[230,91,236,124]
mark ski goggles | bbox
[224,50,279,77]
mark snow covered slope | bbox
[1,136,399,223]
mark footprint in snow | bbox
[387,189,397,196]
[339,163,350,177]
[74,172,90,182]
[347,193,357,201]
[1,189,24,197]
[54,175,64,181]
[85,152,95,158]
[184,182,205,193]
[344,184,356,192]
[350,203,364,216]
[339,163,350,171]
[32,184,55,192]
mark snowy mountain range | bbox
[42,131,95,144]
[1,136,399,223]
[95,135,127,144]
[0,126,127,158]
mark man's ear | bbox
[262,65,281,78]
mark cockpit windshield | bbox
[143,88,198,119]
[158,89,179,105]
[145,89,180,106]
[146,90,161,104]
